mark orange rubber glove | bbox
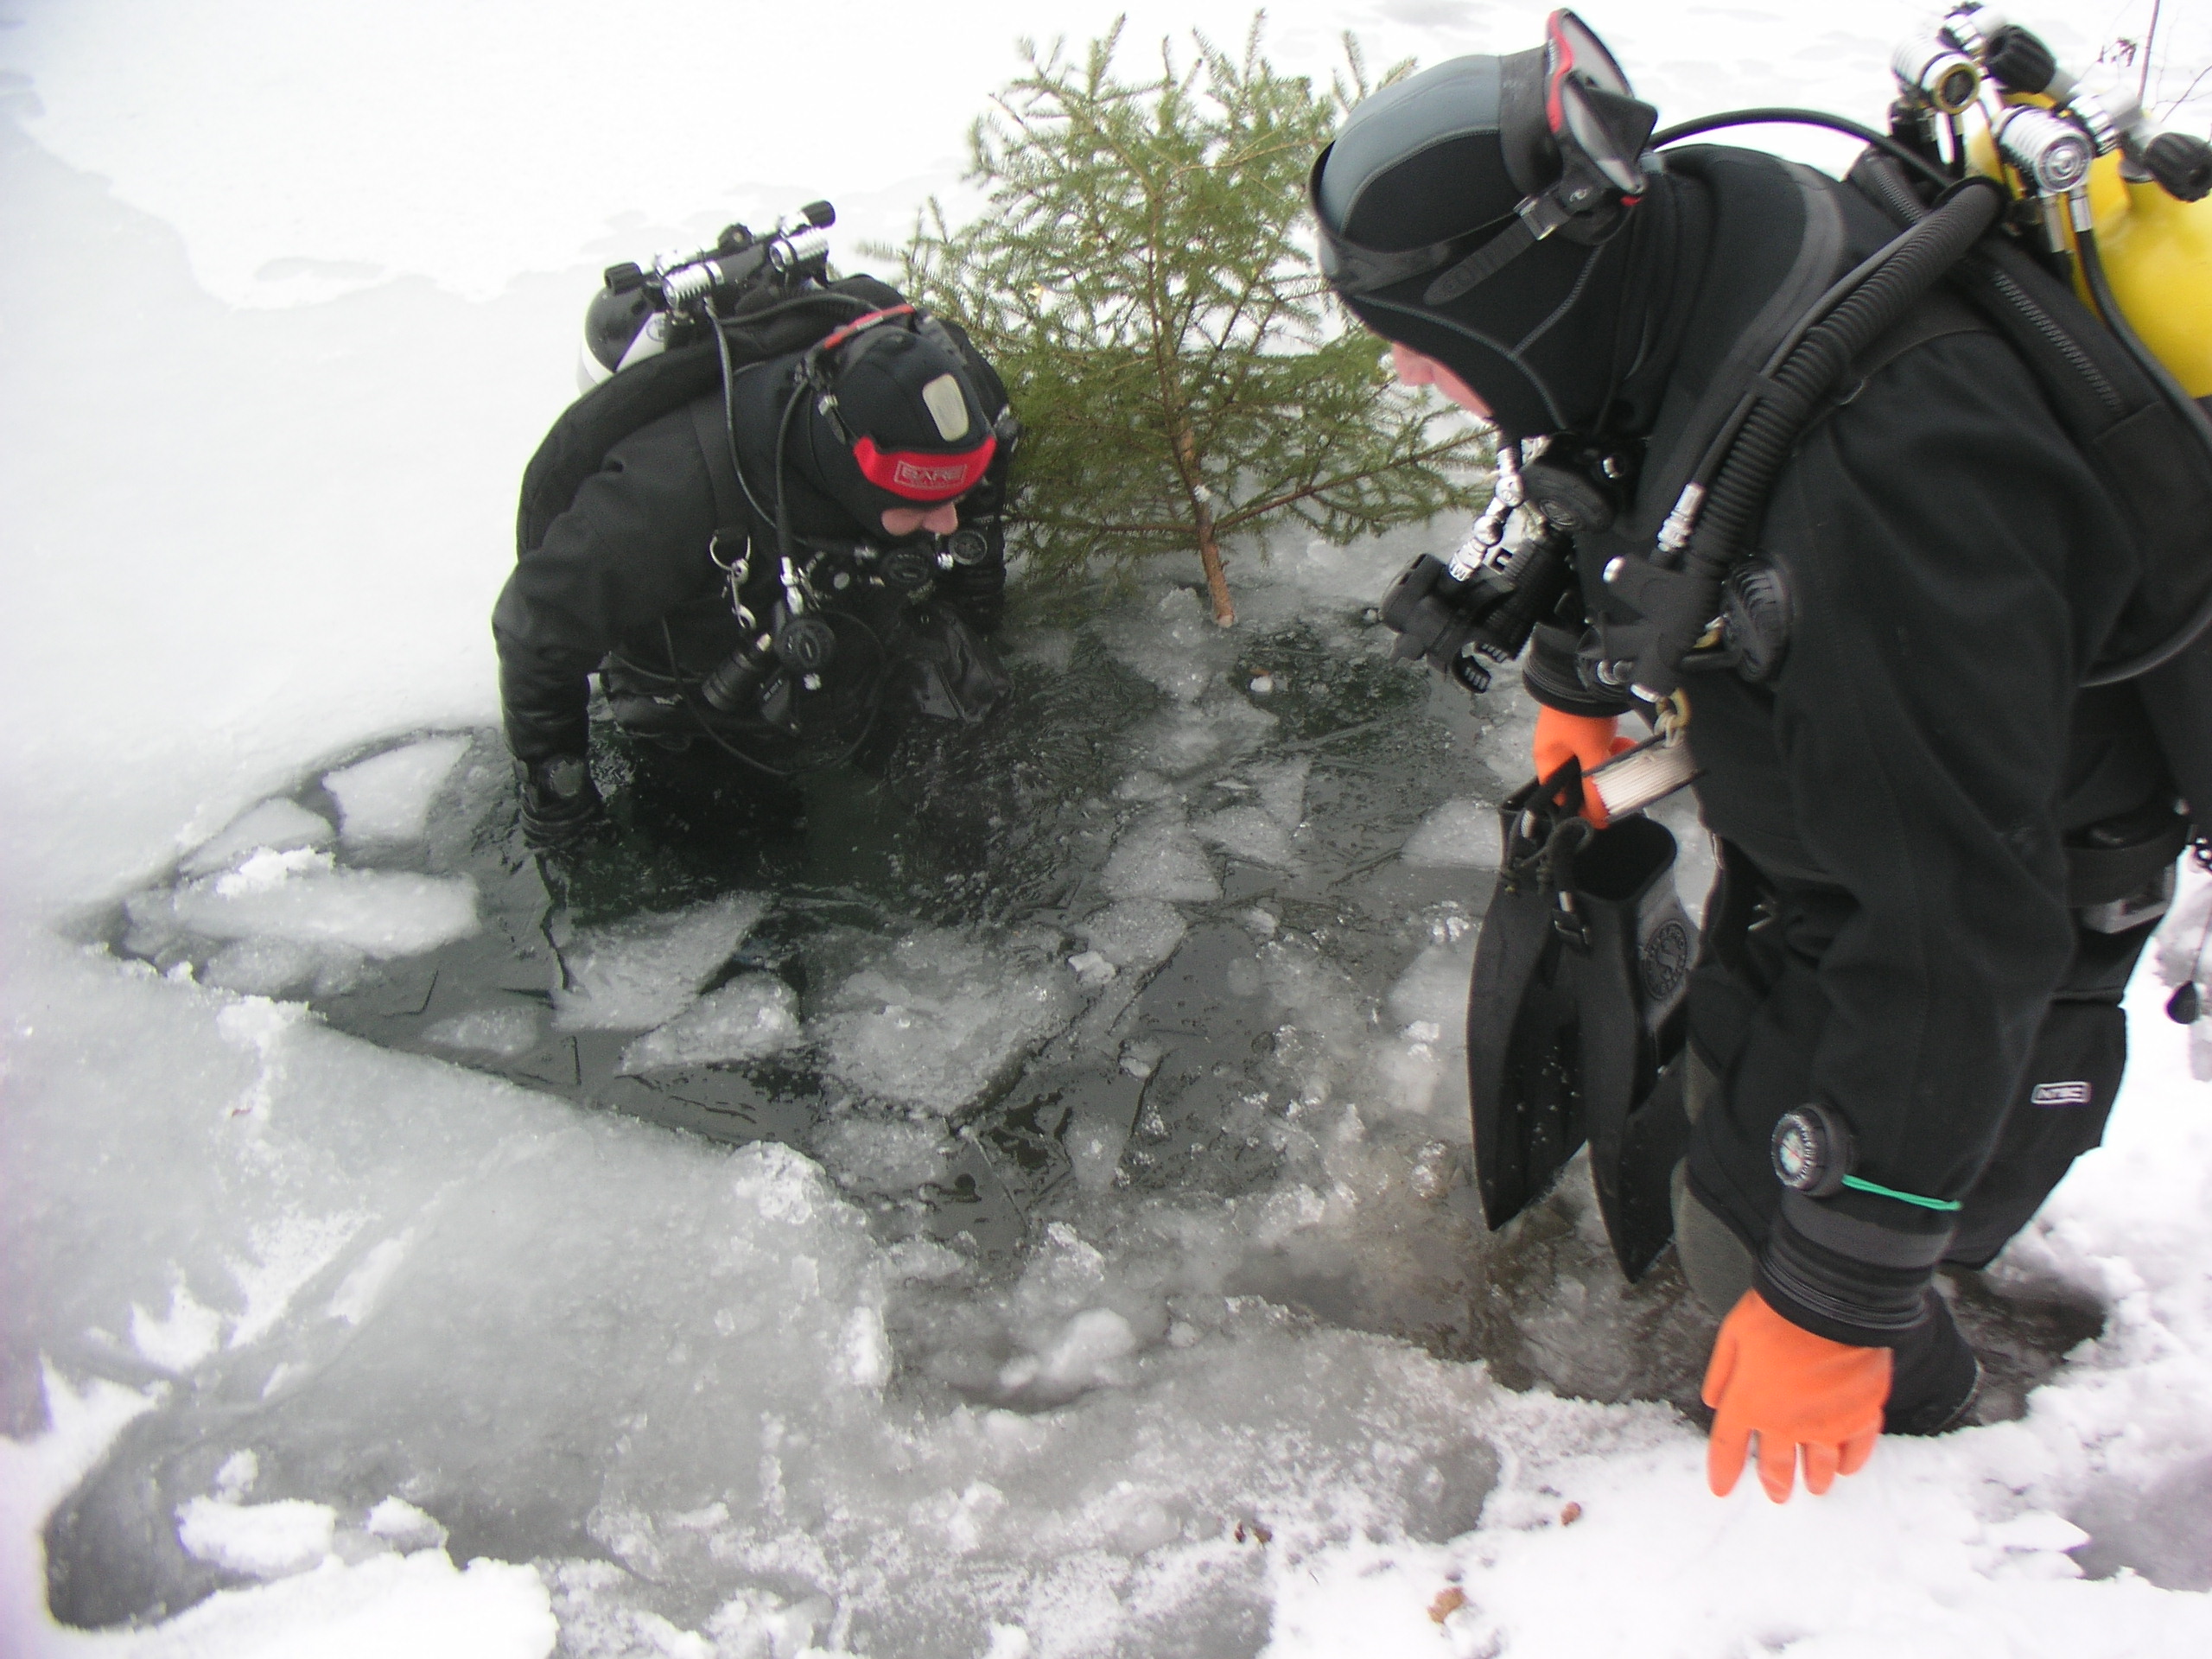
[1533,706,1636,829]
[1703,1289,1891,1503]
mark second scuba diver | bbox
[495,211,1016,853]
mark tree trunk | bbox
[1176,428,1236,626]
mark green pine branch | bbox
[874,11,1491,624]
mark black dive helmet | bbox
[1308,10,1658,440]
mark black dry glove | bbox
[515,754,605,850]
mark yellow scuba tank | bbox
[1966,106,2212,398]
[2080,154,2212,397]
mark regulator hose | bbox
[1654,108,1953,192]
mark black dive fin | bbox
[1468,767,1593,1230]
[1467,772,1694,1278]
[1567,815,1694,1280]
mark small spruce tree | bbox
[885,15,1489,625]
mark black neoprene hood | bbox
[1314,48,1642,440]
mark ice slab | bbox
[1249,755,1311,832]
[181,798,334,877]
[551,893,766,1032]
[1131,691,1278,777]
[422,1006,545,1058]
[1077,899,1187,971]
[323,735,472,844]
[203,936,369,999]
[817,929,1076,1113]
[1101,815,1220,903]
[1099,586,1230,703]
[162,855,480,958]
[616,975,803,1073]
[1195,803,1296,868]
[176,1495,336,1579]
[1402,798,1497,868]
[811,1116,953,1196]
[1386,939,1479,1033]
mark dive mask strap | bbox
[1423,194,1574,304]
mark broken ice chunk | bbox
[1067,950,1118,986]
[203,935,367,998]
[1078,899,1187,970]
[364,1497,448,1552]
[1101,816,1219,903]
[323,734,471,844]
[552,893,766,1032]
[1249,756,1310,831]
[1132,692,1277,777]
[181,798,334,877]
[811,1116,952,1196]
[816,929,1076,1113]
[997,1307,1140,1402]
[1194,804,1295,868]
[423,1005,545,1058]
[175,1495,337,1579]
[1118,1039,1164,1079]
[166,864,479,958]
[1388,939,1478,1031]
[1402,798,1498,868]
[617,975,803,1071]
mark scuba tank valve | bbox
[579,200,839,391]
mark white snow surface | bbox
[6,3,2212,1656]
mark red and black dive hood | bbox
[795,311,996,532]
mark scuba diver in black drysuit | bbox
[1311,11,2209,1503]
[494,279,1016,850]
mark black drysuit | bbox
[1546,148,2189,1347]
[494,345,1013,772]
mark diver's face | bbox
[879,501,963,538]
[1390,342,1494,420]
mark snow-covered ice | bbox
[7,2,2212,1656]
